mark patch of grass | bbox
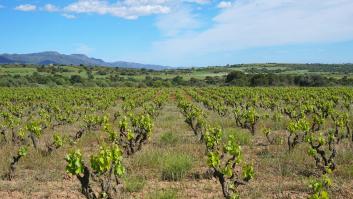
[278,146,314,177]
[123,175,146,193]
[132,148,166,169]
[272,136,285,145]
[263,114,288,131]
[256,148,274,159]
[147,189,178,199]
[336,146,353,165]
[159,132,179,146]
[335,164,353,179]
[164,115,177,122]
[161,154,193,181]
[225,128,251,146]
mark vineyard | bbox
[0,87,353,199]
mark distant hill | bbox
[0,51,169,70]
[0,56,14,64]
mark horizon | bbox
[1,0,353,67]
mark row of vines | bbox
[1,87,353,198]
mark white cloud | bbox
[63,0,171,19]
[15,4,37,12]
[217,1,232,9]
[43,4,59,12]
[183,0,211,4]
[38,0,212,19]
[39,0,212,20]
[156,7,201,36]
[62,13,77,19]
[146,0,353,64]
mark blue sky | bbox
[0,0,353,67]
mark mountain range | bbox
[0,51,169,70]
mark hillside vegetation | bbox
[1,63,353,87]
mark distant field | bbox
[119,71,229,80]
[0,67,36,75]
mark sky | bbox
[0,0,353,67]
